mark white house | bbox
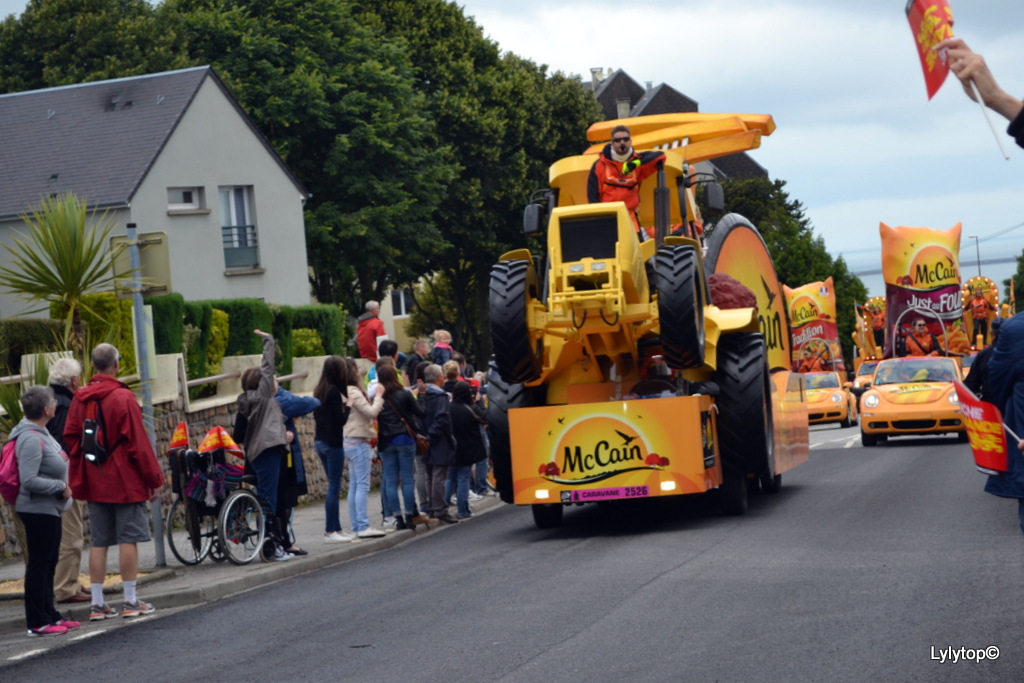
[0,66,311,316]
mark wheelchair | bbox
[166,447,269,565]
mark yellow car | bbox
[804,372,858,427]
[859,357,966,447]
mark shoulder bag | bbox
[386,396,430,456]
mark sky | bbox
[2,0,1023,298]
[451,0,1024,298]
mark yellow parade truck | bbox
[486,113,809,528]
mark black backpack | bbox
[82,399,110,465]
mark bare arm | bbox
[935,37,1024,122]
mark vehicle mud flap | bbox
[713,332,775,513]
[655,244,706,369]
[486,363,542,504]
[490,259,543,383]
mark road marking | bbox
[845,436,860,448]
[70,630,103,641]
[8,648,46,662]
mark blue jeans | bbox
[473,425,490,493]
[473,458,489,494]
[316,441,346,534]
[250,447,283,515]
[345,441,372,532]
[445,465,473,517]
[381,442,417,518]
[379,450,392,521]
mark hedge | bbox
[145,293,185,355]
[0,318,64,373]
[182,301,213,381]
[292,305,346,356]
[199,299,274,356]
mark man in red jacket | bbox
[64,343,164,621]
[356,301,387,361]
[587,124,665,236]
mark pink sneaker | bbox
[55,619,81,630]
[27,623,68,637]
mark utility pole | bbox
[968,234,981,277]
[127,222,166,566]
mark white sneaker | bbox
[382,516,398,532]
[272,547,293,561]
[468,491,484,501]
[356,527,387,538]
[325,532,355,542]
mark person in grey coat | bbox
[13,385,79,636]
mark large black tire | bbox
[861,430,877,447]
[166,497,213,566]
[490,260,542,383]
[714,333,774,515]
[720,476,749,516]
[532,504,564,529]
[655,245,706,369]
[486,364,541,504]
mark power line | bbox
[852,256,1018,278]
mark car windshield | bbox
[857,362,878,377]
[873,360,956,385]
[805,373,839,389]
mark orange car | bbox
[851,360,880,405]
[804,372,858,427]
[859,357,966,447]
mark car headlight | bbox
[831,393,844,403]
[863,394,880,409]
[948,392,959,405]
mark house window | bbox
[219,186,259,269]
[391,288,416,317]
[168,186,203,211]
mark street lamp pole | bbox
[968,234,981,276]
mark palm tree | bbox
[0,192,129,350]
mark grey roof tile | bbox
[0,66,211,219]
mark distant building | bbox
[0,66,311,317]
[585,68,768,181]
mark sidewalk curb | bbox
[0,499,496,636]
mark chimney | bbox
[616,98,631,119]
[590,67,604,87]
[646,81,653,91]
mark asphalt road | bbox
[3,425,1023,681]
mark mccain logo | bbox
[539,418,666,485]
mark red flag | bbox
[954,381,1009,475]
[906,0,955,99]
[198,425,245,460]
[168,421,189,451]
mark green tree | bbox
[715,176,868,365]
[0,192,128,347]
[354,0,602,364]
[1006,249,1024,310]
[0,0,188,93]
[161,0,451,310]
